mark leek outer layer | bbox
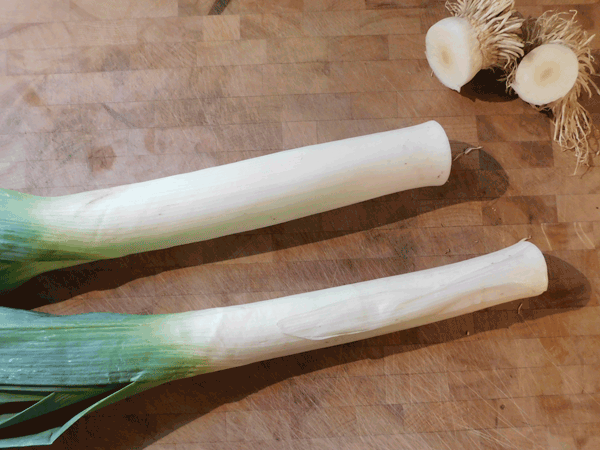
[0,241,549,446]
[0,121,452,291]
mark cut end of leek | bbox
[426,0,524,92]
[512,44,580,106]
[426,17,483,91]
[507,11,600,172]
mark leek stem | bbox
[1,121,451,290]
[0,242,548,447]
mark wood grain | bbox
[1,1,599,449]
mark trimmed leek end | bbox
[426,0,524,91]
[512,44,579,106]
[507,11,600,173]
[426,17,483,92]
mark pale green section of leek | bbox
[0,189,80,261]
[0,307,209,386]
[0,307,209,446]
[0,189,101,291]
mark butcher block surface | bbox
[1,0,600,448]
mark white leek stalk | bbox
[507,12,600,173]
[425,0,524,91]
[0,121,451,291]
[0,241,548,446]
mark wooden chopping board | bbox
[1,0,599,449]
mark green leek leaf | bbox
[0,306,209,447]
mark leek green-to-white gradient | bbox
[0,241,549,447]
[0,121,451,291]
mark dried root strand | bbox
[507,11,600,174]
[446,0,524,69]
[551,90,599,174]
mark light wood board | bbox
[1,0,600,448]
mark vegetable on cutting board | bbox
[506,11,600,173]
[0,240,548,447]
[425,0,524,92]
[0,121,452,292]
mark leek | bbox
[506,12,600,173]
[425,0,524,92]
[0,121,451,291]
[0,241,548,447]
